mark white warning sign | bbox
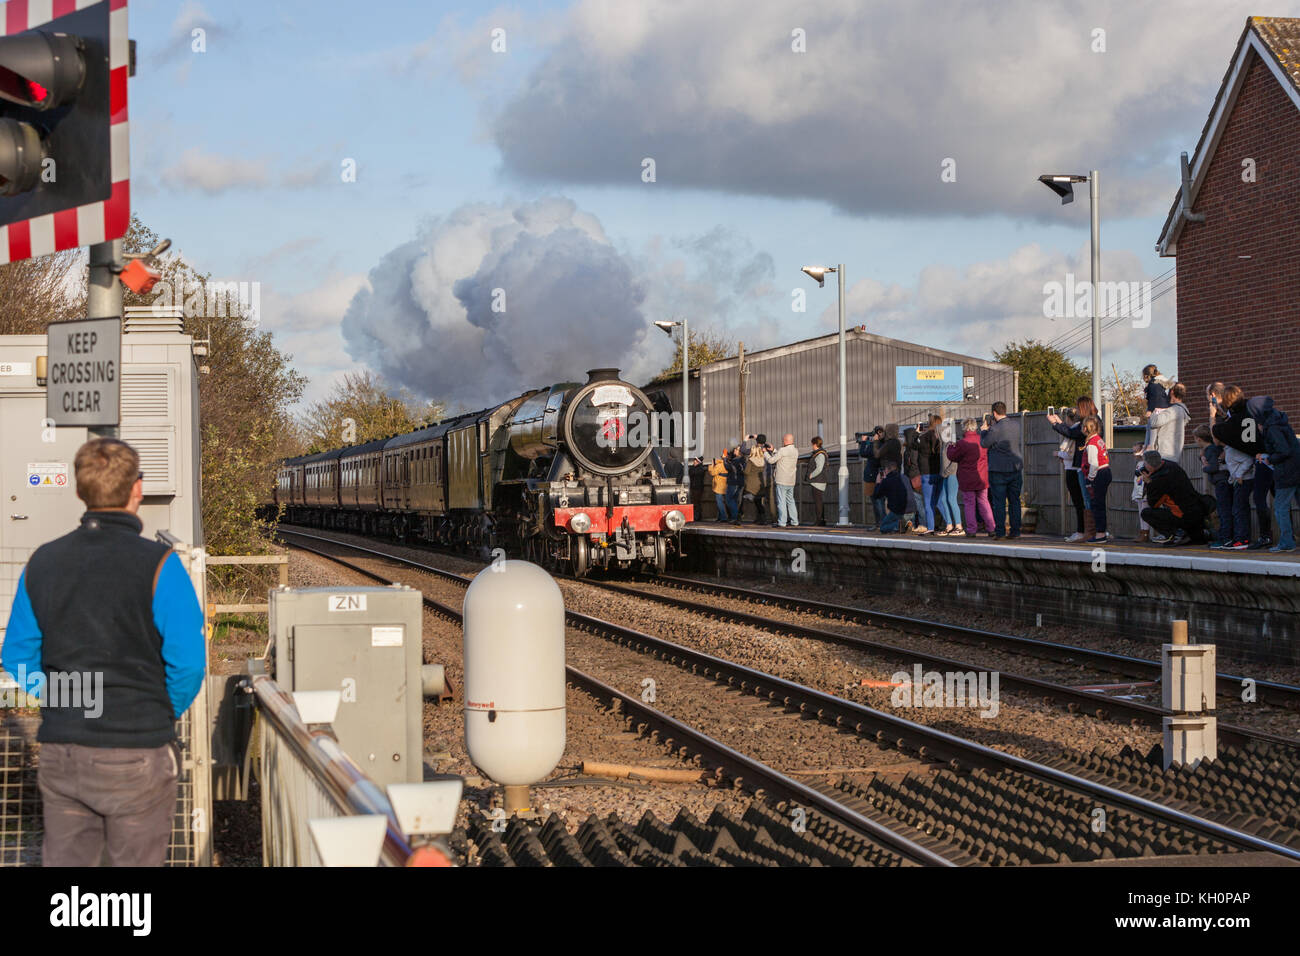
[26,462,69,491]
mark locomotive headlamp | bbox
[570,512,592,534]
[664,510,686,532]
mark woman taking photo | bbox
[1046,396,1097,542]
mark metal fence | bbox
[251,666,417,867]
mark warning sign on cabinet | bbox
[26,462,69,490]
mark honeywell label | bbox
[328,594,367,612]
[371,626,403,647]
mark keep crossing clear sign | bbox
[46,317,121,427]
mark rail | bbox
[249,664,431,867]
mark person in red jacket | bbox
[946,419,995,537]
[1080,416,1112,543]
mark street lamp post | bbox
[1038,170,1102,406]
[653,318,689,472]
[800,264,850,526]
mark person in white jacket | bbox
[1146,383,1190,462]
[764,434,800,527]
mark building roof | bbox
[1157,17,1300,256]
[693,327,1011,376]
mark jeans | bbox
[1255,461,1274,539]
[988,470,1023,536]
[909,484,927,527]
[1086,469,1112,534]
[922,474,952,528]
[774,483,798,526]
[38,741,179,867]
[726,485,742,520]
[714,492,732,521]
[942,475,961,527]
[1065,469,1086,533]
[1274,484,1296,549]
[880,511,901,533]
[1230,479,1255,542]
[1213,481,1233,543]
[960,489,995,532]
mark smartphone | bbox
[1047,406,1055,416]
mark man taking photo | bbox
[2,438,206,866]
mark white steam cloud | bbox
[340,198,661,407]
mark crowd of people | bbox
[693,367,1298,552]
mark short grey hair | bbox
[962,418,979,433]
[1143,449,1164,469]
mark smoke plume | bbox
[340,198,661,408]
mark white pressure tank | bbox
[463,560,567,786]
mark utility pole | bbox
[737,342,746,441]
[87,240,123,439]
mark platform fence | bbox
[250,667,414,867]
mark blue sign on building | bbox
[895,366,965,402]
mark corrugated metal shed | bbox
[646,329,1016,459]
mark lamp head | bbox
[1038,174,1087,205]
[801,265,832,287]
[653,320,677,337]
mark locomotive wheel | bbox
[653,536,668,574]
[570,535,590,578]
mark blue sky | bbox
[124,0,1296,407]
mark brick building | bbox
[1156,16,1300,423]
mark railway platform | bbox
[680,524,1300,665]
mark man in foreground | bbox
[2,438,206,866]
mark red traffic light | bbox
[0,32,86,110]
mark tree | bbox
[0,248,86,334]
[299,371,446,453]
[992,340,1092,411]
[658,324,735,377]
[122,217,306,557]
[1103,368,1146,422]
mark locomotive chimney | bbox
[585,368,621,384]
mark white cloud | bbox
[160,148,270,193]
[485,0,1296,219]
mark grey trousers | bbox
[38,741,179,867]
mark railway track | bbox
[278,527,1300,864]
[276,527,1298,752]
[278,531,952,867]
[643,573,1300,712]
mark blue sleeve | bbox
[152,553,206,719]
[2,571,44,698]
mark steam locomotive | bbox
[274,369,693,575]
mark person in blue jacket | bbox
[2,438,205,867]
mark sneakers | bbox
[1268,543,1297,553]
[1247,537,1273,551]
[1149,532,1170,544]
[1208,539,1229,550]
[1064,532,1085,543]
[1163,530,1189,546]
[1230,540,1250,550]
